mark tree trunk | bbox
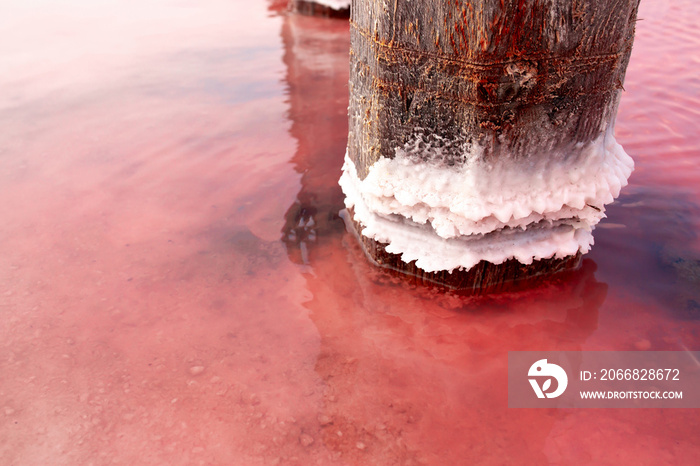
[340,0,640,291]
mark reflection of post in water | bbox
[276,6,350,265]
[301,224,608,461]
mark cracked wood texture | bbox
[346,0,640,291]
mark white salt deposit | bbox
[339,124,634,272]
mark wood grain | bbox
[348,0,640,177]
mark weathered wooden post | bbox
[289,0,351,18]
[339,0,640,290]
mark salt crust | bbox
[339,127,634,273]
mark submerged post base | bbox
[343,209,582,292]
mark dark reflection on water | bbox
[278,11,349,268]
[599,188,700,321]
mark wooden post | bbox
[340,0,640,291]
[289,0,351,19]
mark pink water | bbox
[1,0,699,464]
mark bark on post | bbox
[340,0,640,291]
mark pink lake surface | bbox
[1,0,699,464]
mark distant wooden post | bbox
[289,0,351,18]
[340,0,640,291]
